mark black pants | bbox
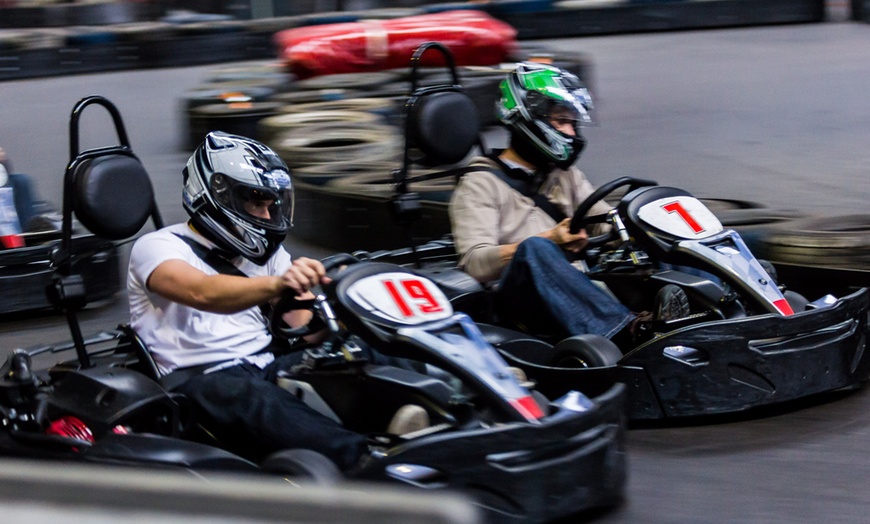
[176,352,368,471]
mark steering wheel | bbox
[269,253,362,341]
[568,176,658,247]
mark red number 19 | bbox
[383,279,444,317]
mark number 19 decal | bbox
[348,272,453,325]
[662,200,704,234]
[383,278,445,317]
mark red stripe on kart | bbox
[773,298,794,316]
[511,396,544,420]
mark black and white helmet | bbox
[496,62,593,170]
[183,131,294,265]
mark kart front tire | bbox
[260,449,342,484]
[783,290,809,314]
[549,335,623,369]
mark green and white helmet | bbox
[496,62,593,169]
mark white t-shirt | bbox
[127,222,292,373]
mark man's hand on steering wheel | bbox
[544,218,589,253]
[280,257,332,296]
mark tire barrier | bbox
[183,85,280,149]
[745,214,870,297]
[280,97,398,118]
[257,110,386,145]
[292,71,406,92]
[205,60,294,86]
[269,88,366,106]
[750,215,870,269]
[269,123,402,168]
[324,169,458,203]
[110,21,181,43]
[0,2,161,29]
[291,178,452,253]
[507,0,824,39]
[1,2,827,80]
[293,161,399,186]
[188,101,284,152]
[0,28,66,50]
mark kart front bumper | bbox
[354,382,627,523]
[624,287,870,418]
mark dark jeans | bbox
[176,352,368,471]
[497,237,634,340]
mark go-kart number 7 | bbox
[383,278,445,317]
[662,200,704,234]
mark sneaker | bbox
[387,405,430,436]
[654,285,691,322]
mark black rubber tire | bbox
[293,161,396,186]
[783,290,810,314]
[206,60,292,84]
[257,110,384,144]
[325,170,457,202]
[293,71,402,92]
[260,449,342,484]
[282,97,398,118]
[270,123,401,168]
[550,334,623,368]
[752,214,870,269]
[188,101,283,150]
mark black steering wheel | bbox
[269,253,362,341]
[568,176,658,247]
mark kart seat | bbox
[52,95,164,378]
[406,84,480,168]
[394,42,481,200]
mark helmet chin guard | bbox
[183,131,294,265]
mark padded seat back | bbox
[69,152,156,240]
[407,89,480,167]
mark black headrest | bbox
[73,153,155,240]
[408,90,480,166]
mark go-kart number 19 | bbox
[348,273,454,325]
[384,279,443,316]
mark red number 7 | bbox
[662,201,704,234]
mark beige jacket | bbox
[449,157,612,283]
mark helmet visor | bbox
[211,172,294,228]
[232,184,294,228]
[527,92,592,137]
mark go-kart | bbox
[343,41,870,422]
[366,176,870,420]
[0,192,119,315]
[0,94,628,523]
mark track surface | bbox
[2,21,870,523]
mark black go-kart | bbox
[0,189,119,315]
[368,176,870,421]
[347,43,870,422]
[0,93,628,523]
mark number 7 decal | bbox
[662,201,705,234]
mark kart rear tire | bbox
[550,335,623,368]
[260,449,342,484]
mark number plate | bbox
[347,272,453,325]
